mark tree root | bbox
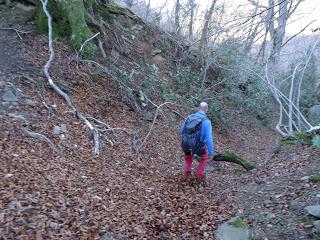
[40,0,102,154]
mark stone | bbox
[205,164,215,173]
[53,124,68,135]
[215,217,250,240]
[300,176,310,181]
[25,99,37,107]
[8,112,27,122]
[289,200,304,210]
[0,102,11,111]
[305,205,320,218]
[2,89,18,102]
[314,220,320,232]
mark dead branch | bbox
[98,38,107,58]
[40,0,101,155]
[22,128,60,153]
[0,27,31,40]
[138,102,177,150]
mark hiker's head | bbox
[198,102,208,114]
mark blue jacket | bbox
[180,112,214,157]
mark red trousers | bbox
[183,149,208,179]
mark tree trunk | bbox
[174,0,181,35]
[213,151,255,171]
[188,0,195,41]
[36,0,92,54]
[199,0,218,53]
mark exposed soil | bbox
[1,4,320,240]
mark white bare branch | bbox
[40,0,101,154]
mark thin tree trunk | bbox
[199,0,218,52]
[174,0,181,35]
[188,0,195,41]
[145,0,151,20]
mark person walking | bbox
[180,102,214,182]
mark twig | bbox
[0,27,31,40]
[281,20,316,48]
[138,102,177,150]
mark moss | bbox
[309,175,320,183]
[36,0,70,39]
[229,217,248,229]
[281,132,312,148]
[222,151,255,170]
[281,139,296,148]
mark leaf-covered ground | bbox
[1,4,320,240]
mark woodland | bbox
[0,0,320,239]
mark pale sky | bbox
[148,0,320,37]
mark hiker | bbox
[180,102,214,182]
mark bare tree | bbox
[174,0,181,35]
[200,0,218,52]
[187,0,196,41]
[145,0,151,20]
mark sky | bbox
[147,0,320,37]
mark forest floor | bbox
[1,4,320,240]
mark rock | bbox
[305,205,320,218]
[215,217,250,240]
[8,112,27,122]
[100,231,116,240]
[25,99,37,107]
[53,124,68,135]
[2,89,18,102]
[0,102,11,111]
[152,49,162,56]
[289,200,304,210]
[0,80,5,87]
[205,164,215,173]
[263,200,273,207]
[314,220,320,232]
[300,176,310,181]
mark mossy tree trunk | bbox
[36,0,93,56]
[61,0,92,52]
[213,151,255,171]
[35,0,130,57]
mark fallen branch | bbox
[40,0,101,154]
[22,128,60,153]
[213,151,255,171]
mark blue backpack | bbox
[181,115,207,155]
